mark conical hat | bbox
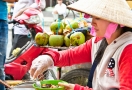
[127,1,132,8]
[67,0,132,28]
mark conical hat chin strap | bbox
[91,23,124,39]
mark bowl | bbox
[32,80,67,90]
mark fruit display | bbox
[50,22,64,35]
[70,32,85,46]
[34,18,93,47]
[49,35,64,46]
[64,33,70,47]
[35,32,49,46]
[70,21,79,29]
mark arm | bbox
[30,0,46,10]
[39,0,46,10]
[52,5,58,14]
[3,0,18,3]
[13,7,29,18]
[13,0,46,18]
[42,38,93,67]
[119,44,132,90]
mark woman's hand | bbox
[29,55,54,79]
[58,82,75,90]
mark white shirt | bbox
[13,0,45,35]
[52,3,67,18]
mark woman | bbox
[29,0,132,89]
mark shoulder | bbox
[62,3,66,7]
[55,4,59,7]
[121,44,132,55]
[119,44,132,64]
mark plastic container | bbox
[33,80,67,90]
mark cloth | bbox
[0,20,8,90]
[0,1,7,20]
[13,25,29,35]
[42,32,132,90]
[52,3,67,20]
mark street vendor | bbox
[29,0,132,90]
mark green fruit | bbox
[62,21,67,28]
[70,32,85,46]
[35,32,49,46]
[50,22,64,35]
[62,19,72,25]
[42,32,49,45]
[64,33,70,47]
[71,21,79,29]
[12,47,21,56]
[65,25,72,31]
[49,35,64,46]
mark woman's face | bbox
[91,16,110,37]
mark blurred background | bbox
[7,0,68,21]
[6,0,132,57]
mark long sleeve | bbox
[30,0,46,10]
[74,84,93,90]
[39,0,46,10]
[42,38,93,67]
[119,44,132,90]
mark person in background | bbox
[52,0,67,21]
[30,0,132,90]
[9,0,46,56]
[0,0,18,90]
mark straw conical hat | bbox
[67,0,132,28]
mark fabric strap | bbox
[87,58,119,90]
[87,38,108,88]
[87,59,100,88]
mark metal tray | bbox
[40,46,75,50]
[8,81,35,90]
